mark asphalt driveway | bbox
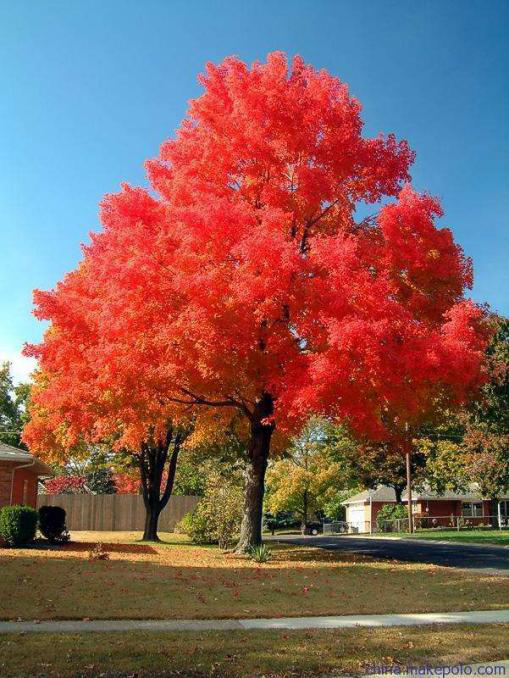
[274,535,509,576]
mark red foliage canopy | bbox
[113,472,141,495]
[24,53,488,458]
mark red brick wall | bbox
[370,499,463,523]
[0,461,39,509]
[371,501,391,524]
[418,500,461,517]
[0,462,12,508]
[368,498,498,527]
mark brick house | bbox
[342,485,509,533]
[0,441,53,510]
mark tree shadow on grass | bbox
[269,543,374,565]
[21,540,158,556]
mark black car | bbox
[303,521,323,536]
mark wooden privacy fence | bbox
[37,494,200,532]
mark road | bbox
[274,535,509,575]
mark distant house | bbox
[342,485,509,533]
[0,442,53,510]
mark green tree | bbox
[469,315,509,434]
[342,441,427,504]
[420,316,509,507]
[266,419,352,527]
[172,459,206,496]
[0,362,30,449]
[85,448,116,494]
[418,437,468,495]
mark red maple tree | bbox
[45,475,87,495]
[25,53,489,551]
[114,472,141,495]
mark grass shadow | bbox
[62,541,158,555]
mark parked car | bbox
[303,521,322,536]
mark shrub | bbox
[174,512,194,535]
[183,511,212,545]
[178,470,243,547]
[249,544,272,563]
[376,503,408,532]
[38,506,70,544]
[0,505,38,546]
[88,542,109,561]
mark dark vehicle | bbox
[263,511,301,534]
[303,521,323,536]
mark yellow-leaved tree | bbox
[265,418,352,529]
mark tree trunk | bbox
[138,424,188,543]
[235,393,274,554]
[143,501,162,541]
[394,486,403,504]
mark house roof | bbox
[343,487,398,504]
[342,484,508,505]
[0,442,53,476]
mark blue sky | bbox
[1,0,507,382]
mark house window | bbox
[462,501,483,517]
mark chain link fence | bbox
[323,514,508,535]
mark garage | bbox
[346,503,367,533]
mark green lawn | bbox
[397,528,509,546]
[1,625,508,677]
[1,530,508,622]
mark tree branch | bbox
[167,388,254,420]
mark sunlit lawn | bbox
[1,531,507,621]
[400,528,509,546]
[0,625,508,677]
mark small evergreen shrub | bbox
[38,506,70,544]
[0,505,38,546]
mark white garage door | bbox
[347,505,367,533]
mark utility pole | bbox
[406,449,414,533]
